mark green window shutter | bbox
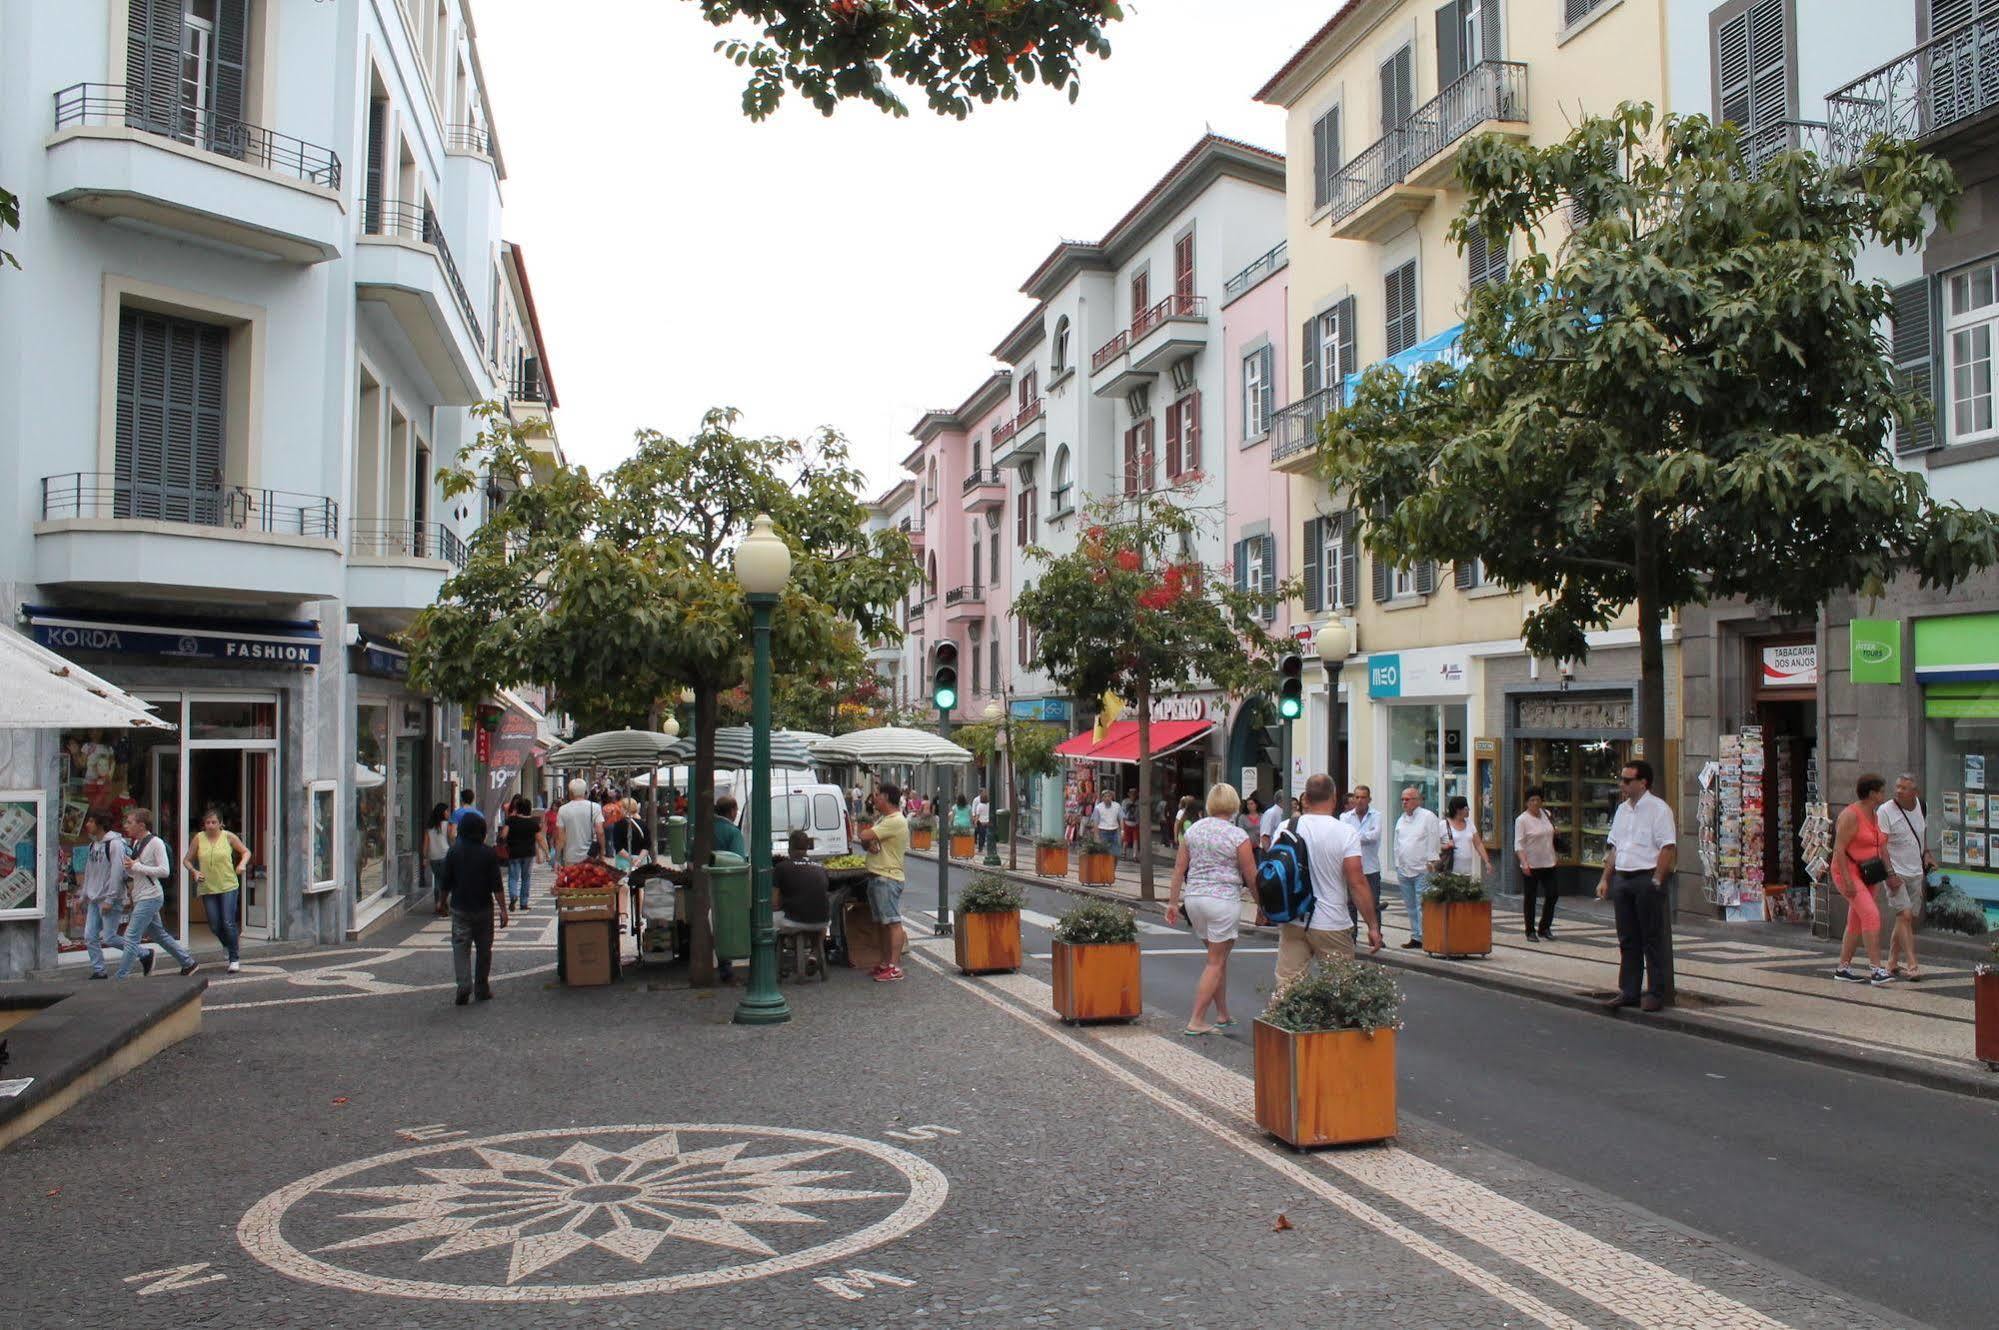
[1435,1,1465,87]
[1416,561,1438,596]
[1262,534,1278,621]
[211,0,251,141]
[1336,296,1357,390]
[1301,519,1323,613]
[1233,539,1249,595]
[126,0,183,135]
[1312,112,1333,210]
[1340,517,1360,608]
[1455,561,1477,590]
[1302,318,1321,397]
[1892,278,1937,455]
[1372,550,1393,603]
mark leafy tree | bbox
[408,408,918,983]
[697,0,1121,119]
[1014,491,1291,899]
[953,717,1063,869]
[1322,104,1998,770]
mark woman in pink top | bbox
[1830,773,1894,986]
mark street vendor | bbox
[772,829,831,931]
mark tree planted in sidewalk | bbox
[697,0,1122,120]
[949,716,1064,870]
[1014,491,1291,900]
[1321,104,1996,771]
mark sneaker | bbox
[226,960,240,974]
[1401,938,1423,949]
[89,972,108,980]
[1832,967,1867,983]
[140,948,155,977]
[1869,969,1898,987]
[882,965,905,982]
[178,960,199,977]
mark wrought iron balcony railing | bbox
[1091,329,1129,375]
[350,519,468,569]
[960,467,1003,494]
[1829,15,1999,154]
[992,398,1044,449]
[361,200,486,354]
[1329,61,1527,224]
[52,82,341,188]
[1130,293,1207,341]
[1742,118,1833,174]
[944,585,984,606]
[42,472,340,538]
[1224,242,1288,301]
[1271,385,1342,465]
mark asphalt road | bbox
[905,857,1999,1330]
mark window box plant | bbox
[1420,871,1492,958]
[1078,839,1117,885]
[1977,941,1999,1071]
[953,872,1025,975]
[1254,958,1403,1147]
[1034,836,1070,878]
[909,814,936,851]
[1050,899,1141,1023]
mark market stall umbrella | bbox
[811,727,973,767]
[665,727,816,771]
[546,728,683,770]
[0,626,174,730]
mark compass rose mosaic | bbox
[237,1123,948,1302]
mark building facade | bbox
[0,0,559,975]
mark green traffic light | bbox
[935,687,958,710]
[1278,696,1302,720]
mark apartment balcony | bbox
[355,201,490,405]
[1829,17,1999,163]
[347,520,466,630]
[1090,330,1156,398]
[446,123,493,157]
[1329,61,1527,241]
[45,83,343,263]
[1270,386,1342,474]
[960,466,1006,513]
[993,398,1046,468]
[1128,294,1210,373]
[1224,242,1287,303]
[898,514,926,551]
[943,585,986,623]
[1742,119,1833,176]
[35,473,342,605]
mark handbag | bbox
[1857,855,1889,886]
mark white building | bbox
[0,0,558,975]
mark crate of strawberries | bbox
[554,859,624,921]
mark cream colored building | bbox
[1255,0,1680,899]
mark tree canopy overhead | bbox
[1322,104,1997,766]
[696,0,1122,119]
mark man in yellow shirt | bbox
[856,783,909,982]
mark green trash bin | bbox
[709,851,751,962]
[994,809,1011,844]
[666,815,688,864]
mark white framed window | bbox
[1242,345,1273,439]
[1946,259,1999,444]
[1322,518,1356,610]
[1245,537,1266,594]
[1053,316,1071,372]
[1394,564,1419,598]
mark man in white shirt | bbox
[1092,794,1122,854]
[1338,785,1383,935]
[1881,774,1933,980]
[1259,793,1287,852]
[1595,758,1679,1011]
[971,789,991,855]
[1392,787,1444,948]
[1275,775,1382,987]
[555,778,605,867]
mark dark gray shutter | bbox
[1302,519,1323,612]
[1381,46,1413,133]
[1261,535,1278,620]
[1892,279,1937,454]
[1436,2,1466,86]
[1467,222,1508,288]
[1302,318,1321,397]
[1478,0,1502,59]
[1336,296,1357,400]
[365,98,387,232]
[126,0,183,136]
[1455,561,1477,590]
[1717,0,1788,131]
[1340,518,1360,608]
[1233,539,1249,594]
[1416,561,1438,595]
[210,0,251,153]
[1312,112,1332,210]
[1372,549,1393,603]
[116,309,227,524]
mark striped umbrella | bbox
[665,726,816,771]
[546,728,683,770]
[810,726,973,767]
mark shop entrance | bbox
[187,746,276,936]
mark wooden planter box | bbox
[1050,939,1141,1023]
[1252,1019,1398,1147]
[1421,899,1493,958]
[949,833,975,859]
[1078,849,1117,886]
[1977,971,1999,1070]
[911,826,935,851]
[1036,845,1070,878]
[954,910,1022,974]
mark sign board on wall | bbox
[1010,698,1073,723]
[1240,766,1258,798]
[1149,694,1213,722]
[1849,619,1901,685]
[1761,643,1818,688]
[1367,649,1469,699]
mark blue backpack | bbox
[1255,824,1315,924]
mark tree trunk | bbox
[1007,744,1020,873]
[646,700,662,873]
[1136,680,1155,901]
[688,683,718,987]
[1633,502,1674,996]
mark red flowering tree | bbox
[1014,492,1291,900]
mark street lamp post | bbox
[1315,621,1351,796]
[982,698,1005,868]
[733,514,792,1027]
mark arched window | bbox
[927,459,938,504]
[1053,316,1071,372]
[1051,445,1072,513]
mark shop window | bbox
[1387,703,1468,814]
[1945,259,1999,444]
[356,703,389,904]
[191,699,277,741]
[1516,737,1627,868]
[0,791,49,922]
[1925,705,1999,909]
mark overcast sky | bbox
[472,1,1333,497]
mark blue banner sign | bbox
[23,606,321,667]
[1010,698,1072,723]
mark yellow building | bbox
[1255,0,1680,896]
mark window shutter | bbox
[1340,518,1360,608]
[1259,347,1276,433]
[1381,46,1413,133]
[1302,518,1324,613]
[1455,561,1477,590]
[1016,485,1028,545]
[1302,318,1321,397]
[365,99,387,231]
[1748,0,1790,129]
[1892,279,1937,454]
[1175,233,1195,299]
[1416,561,1438,595]
[1123,426,1137,494]
[1312,111,1334,210]
[1478,0,1502,59]
[1164,402,1182,479]
[126,0,184,135]
[1141,419,1156,490]
[1233,539,1249,595]
[1467,223,1507,289]
[1185,392,1201,473]
[1261,534,1278,620]
[1336,296,1357,391]
[1435,2,1465,87]
[1372,551,1393,603]
[211,0,251,142]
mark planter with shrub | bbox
[1254,958,1403,1147]
[909,815,936,851]
[953,873,1025,975]
[1420,872,1492,958]
[1078,841,1118,885]
[1035,836,1071,878]
[1050,899,1141,1023]
[950,829,975,859]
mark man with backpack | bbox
[113,808,197,979]
[1266,774,1381,988]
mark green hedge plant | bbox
[1423,871,1488,904]
[957,872,1025,915]
[1034,836,1070,852]
[1263,957,1403,1034]
[1053,898,1137,946]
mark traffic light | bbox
[932,640,960,712]
[1277,651,1304,720]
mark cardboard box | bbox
[562,919,616,987]
[843,899,885,971]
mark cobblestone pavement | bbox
[0,902,1946,1329]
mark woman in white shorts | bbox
[1166,783,1259,1036]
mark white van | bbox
[732,778,852,861]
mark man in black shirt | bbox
[772,829,830,930]
[443,812,508,1005]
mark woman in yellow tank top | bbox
[188,808,252,973]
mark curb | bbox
[918,849,1999,1103]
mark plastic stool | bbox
[781,926,830,982]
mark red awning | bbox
[1054,719,1213,765]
